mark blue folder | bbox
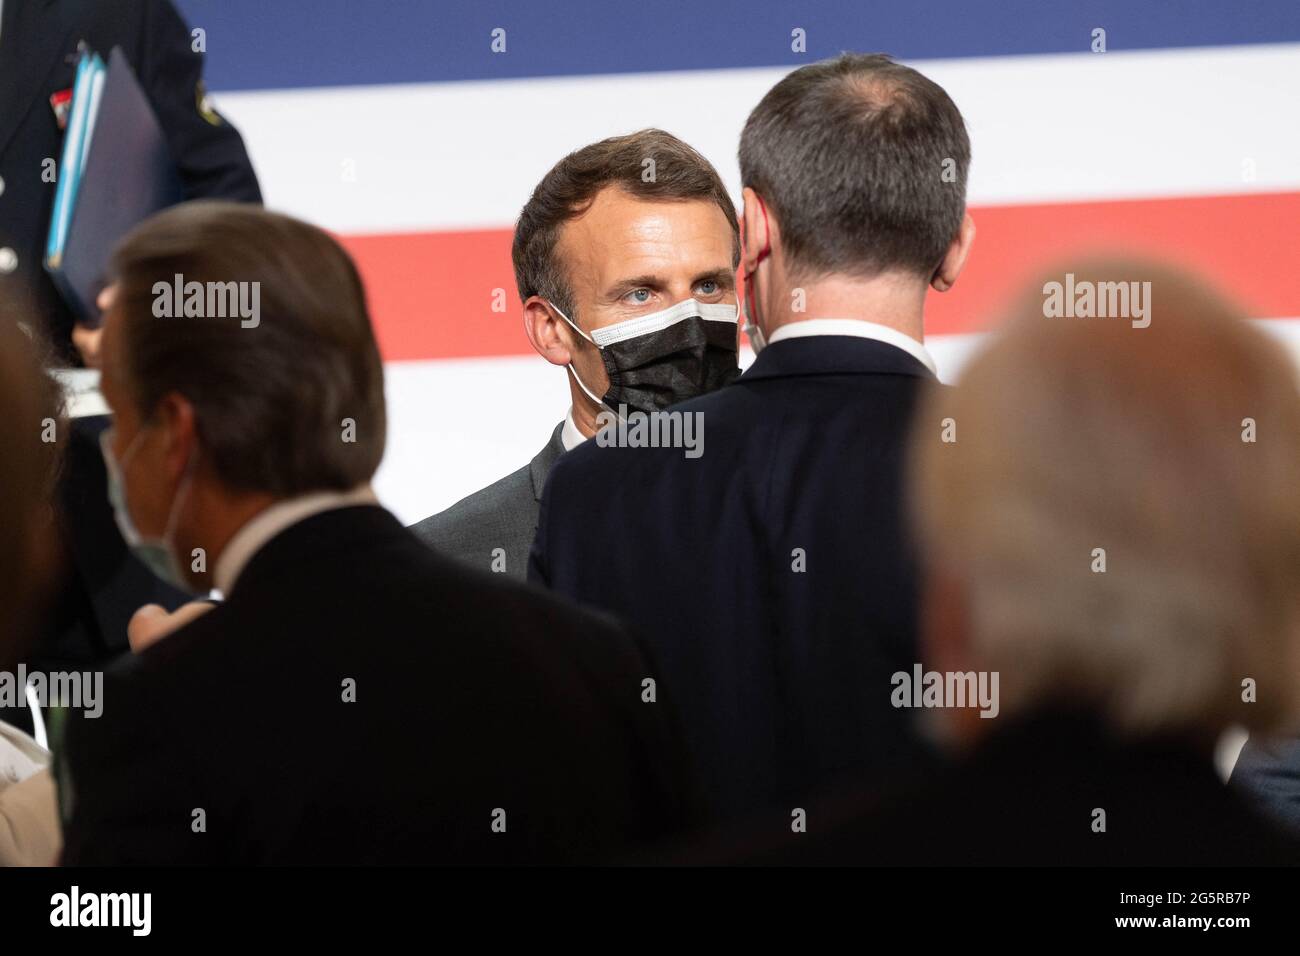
[45,47,184,328]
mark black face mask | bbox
[555,298,741,415]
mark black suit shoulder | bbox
[541,384,755,505]
[60,628,218,863]
[531,342,941,821]
[63,506,696,864]
[688,713,1300,866]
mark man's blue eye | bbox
[629,289,651,303]
[699,280,718,295]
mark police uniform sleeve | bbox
[133,0,262,203]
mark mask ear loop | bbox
[149,424,202,587]
[548,300,627,424]
[742,197,772,352]
[108,417,201,584]
[161,445,199,552]
[112,424,150,470]
[100,420,160,536]
[548,300,596,345]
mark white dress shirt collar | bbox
[561,407,588,451]
[766,318,937,375]
[213,485,379,596]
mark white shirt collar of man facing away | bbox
[766,318,937,375]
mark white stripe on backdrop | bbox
[214,43,1300,235]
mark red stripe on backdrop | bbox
[338,191,1300,362]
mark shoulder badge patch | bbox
[196,80,224,126]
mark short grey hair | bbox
[740,53,970,282]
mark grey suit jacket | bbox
[410,423,566,579]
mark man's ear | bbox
[931,212,976,293]
[156,392,199,480]
[523,296,577,368]
[740,187,770,275]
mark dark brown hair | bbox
[740,53,970,281]
[111,201,386,497]
[512,129,739,319]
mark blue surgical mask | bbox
[99,426,195,592]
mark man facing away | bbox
[704,261,1300,864]
[60,201,695,864]
[530,54,976,823]
[411,129,741,578]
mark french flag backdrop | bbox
[176,0,1300,525]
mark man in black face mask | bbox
[410,129,740,578]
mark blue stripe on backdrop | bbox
[177,0,1300,91]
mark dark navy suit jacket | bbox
[530,334,939,824]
